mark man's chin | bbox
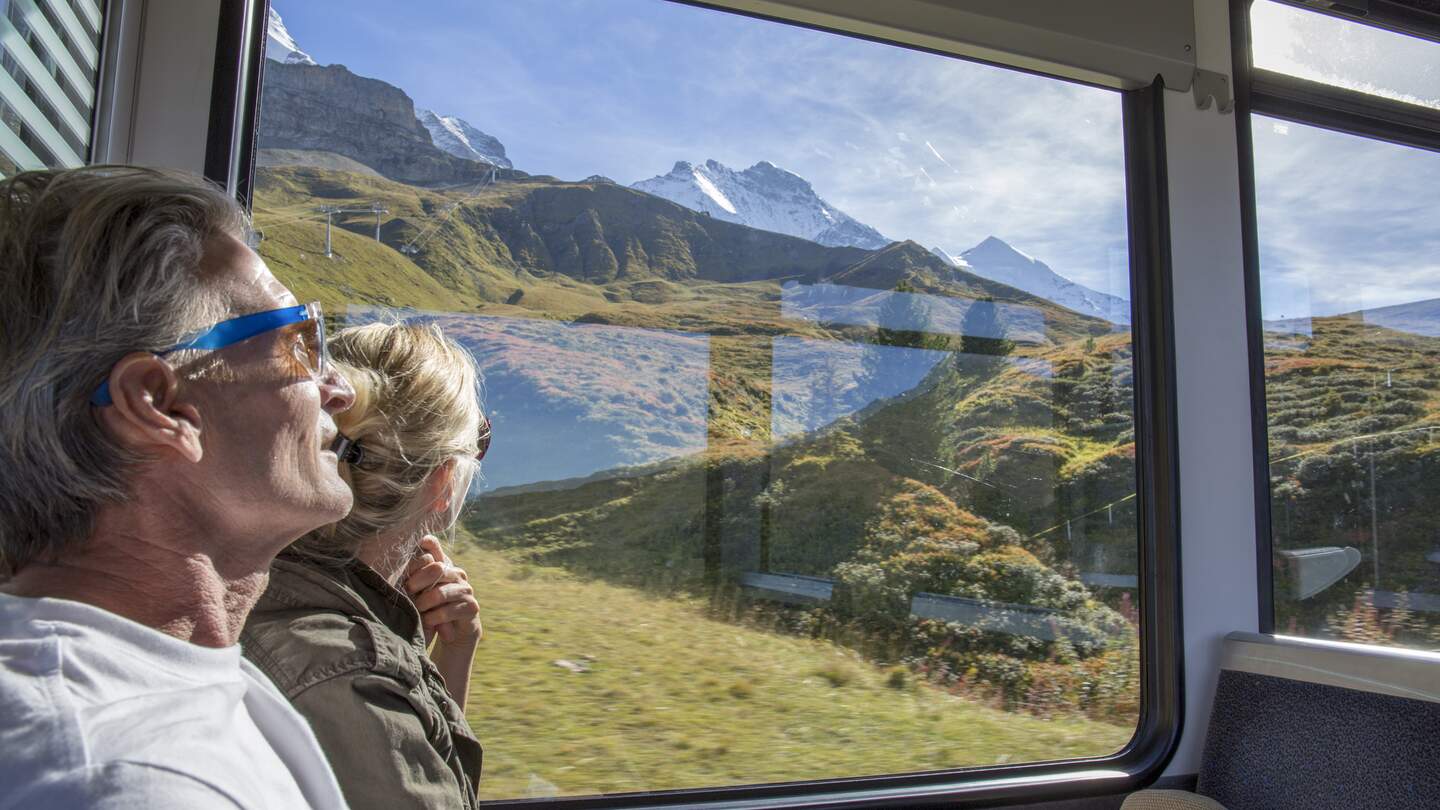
[320,482,355,521]
[296,466,354,520]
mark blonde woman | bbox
[242,321,489,810]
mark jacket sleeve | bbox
[290,671,469,810]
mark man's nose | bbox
[320,365,356,414]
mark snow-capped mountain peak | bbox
[415,109,513,169]
[266,9,316,66]
[631,159,890,250]
[965,235,1038,267]
[957,235,1131,325]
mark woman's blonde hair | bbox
[291,321,483,566]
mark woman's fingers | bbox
[404,540,483,645]
[412,581,473,614]
[406,559,468,596]
[405,553,434,577]
[423,600,480,632]
[404,560,448,595]
[417,534,450,565]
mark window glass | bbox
[1251,0,1440,111]
[1253,115,1440,651]
[0,0,104,172]
[258,0,1142,798]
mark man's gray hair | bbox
[0,165,249,577]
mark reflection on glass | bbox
[781,281,1048,342]
[772,336,949,438]
[259,0,1142,798]
[393,313,710,492]
[1254,117,1440,651]
[1251,0,1440,110]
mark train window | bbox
[0,0,106,174]
[1245,0,1440,653]
[1253,118,1440,650]
[1250,0,1440,111]
[257,0,1152,799]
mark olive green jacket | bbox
[241,555,483,810]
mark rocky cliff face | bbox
[258,62,495,186]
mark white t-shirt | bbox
[0,592,349,809]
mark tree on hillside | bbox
[857,280,953,406]
[959,296,1015,357]
[875,280,949,352]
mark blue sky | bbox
[273,0,1130,298]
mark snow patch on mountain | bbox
[959,236,1131,325]
[415,109,512,169]
[691,168,737,215]
[266,9,316,66]
[631,159,890,250]
[929,246,970,269]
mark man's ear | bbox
[94,353,205,464]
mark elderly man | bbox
[0,167,355,808]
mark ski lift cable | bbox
[883,444,1129,538]
[1032,493,1138,539]
[402,172,493,251]
[252,210,328,229]
[400,166,499,253]
[1267,422,1440,466]
[906,455,1007,490]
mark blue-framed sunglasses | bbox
[91,302,330,406]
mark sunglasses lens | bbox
[476,417,491,462]
[278,318,325,380]
[303,303,328,377]
[308,321,325,371]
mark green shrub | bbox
[814,660,859,688]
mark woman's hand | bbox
[404,535,483,647]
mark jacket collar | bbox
[259,553,426,650]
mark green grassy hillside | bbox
[253,166,1107,344]
[254,212,482,313]
[453,543,1131,800]
[1262,315,1440,646]
[465,331,1143,718]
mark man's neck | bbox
[1,511,283,648]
